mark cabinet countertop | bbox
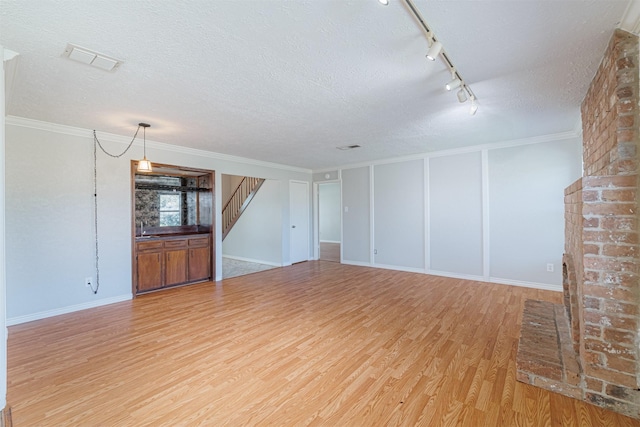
[135,232,210,242]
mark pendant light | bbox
[91,121,153,295]
[137,123,152,172]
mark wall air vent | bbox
[337,145,361,150]
[62,43,123,72]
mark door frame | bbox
[313,179,342,262]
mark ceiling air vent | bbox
[62,43,123,72]
[337,145,361,151]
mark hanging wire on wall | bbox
[92,124,148,294]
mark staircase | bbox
[222,176,265,240]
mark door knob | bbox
[292,225,296,228]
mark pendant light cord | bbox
[91,126,143,294]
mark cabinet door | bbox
[165,249,187,286]
[188,246,210,282]
[137,252,162,292]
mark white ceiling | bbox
[1,0,636,170]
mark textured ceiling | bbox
[0,0,634,170]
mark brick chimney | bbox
[518,29,640,419]
[566,28,640,415]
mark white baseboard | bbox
[427,270,561,291]
[222,254,282,267]
[7,294,132,326]
[488,276,562,292]
[374,263,426,274]
[427,270,486,282]
[336,263,561,292]
[320,240,341,244]
[341,260,371,267]
[341,260,424,274]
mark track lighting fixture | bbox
[469,97,478,115]
[457,89,467,103]
[378,0,389,5]
[397,0,478,114]
[426,41,442,61]
[445,77,461,91]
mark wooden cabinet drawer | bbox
[164,239,188,249]
[137,240,163,251]
[188,236,209,247]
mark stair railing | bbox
[222,176,265,240]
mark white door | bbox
[290,181,309,264]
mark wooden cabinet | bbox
[135,234,211,294]
[165,249,188,286]
[188,236,210,282]
[137,252,162,292]
[136,240,164,292]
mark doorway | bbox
[318,182,341,262]
[221,174,279,278]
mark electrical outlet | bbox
[85,277,93,287]
[546,264,554,272]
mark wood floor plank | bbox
[7,261,640,426]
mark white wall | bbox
[488,141,582,284]
[318,182,340,242]
[5,119,311,323]
[373,160,425,270]
[341,167,370,264]
[340,135,582,290]
[223,179,282,265]
[429,152,483,276]
[1,45,11,411]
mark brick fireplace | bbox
[517,29,640,419]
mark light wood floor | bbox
[8,262,640,426]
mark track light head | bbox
[457,89,467,103]
[378,0,389,5]
[469,96,478,115]
[426,41,442,61]
[445,77,461,91]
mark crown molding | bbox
[5,116,312,174]
[6,116,580,176]
[326,129,581,172]
[620,0,640,35]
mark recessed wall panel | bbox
[341,167,370,263]
[373,160,424,269]
[429,152,483,276]
[489,139,582,284]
